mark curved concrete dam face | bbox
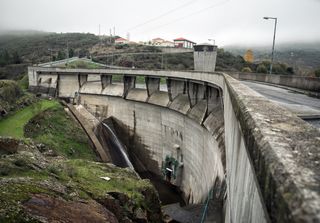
[81,94,225,204]
[29,67,320,222]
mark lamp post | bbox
[263,17,277,74]
[208,39,215,45]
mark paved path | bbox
[242,81,320,128]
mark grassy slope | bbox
[24,104,96,160]
[56,60,105,69]
[0,100,58,138]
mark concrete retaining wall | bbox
[229,72,320,92]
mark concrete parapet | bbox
[224,74,320,222]
[230,72,320,93]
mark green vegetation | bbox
[0,100,59,138]
[62,60,105,69]
[0,32,99,65]
[216,48,247,71]
[241,67,252,72]
[315,69,320,77]
[0,138,159,222]
[63,159,150,202]
[256,64,268,73]
[17,74,29,90]
[226,43,320,75]
[24,104,96,160]
[0,79,36,116]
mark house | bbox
[173,37,196,48]
[151,38,165,45]
[114,37,129,44]
[160,41,174,47]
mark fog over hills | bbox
[225,41,320,75]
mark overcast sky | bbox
[0,0,319,46]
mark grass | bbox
[0,100,59,138]
[0,157,155,221]
[63,60,105,69]
[24,103,96,160]
[62,159,151,204]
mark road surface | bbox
[242,81,320,128]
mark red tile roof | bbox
[115,37,127,41]
[173,37,195,43]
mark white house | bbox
[114,37,129,44]
[173,37,196,48]
[160,40,175,47]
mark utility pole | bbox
[263,17,278,74]
[66,41,69,59]
[161,53,164,69]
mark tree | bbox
[286,67,294,74]
[0,50,11,66]
[57,50,66,60]
[315,69,320,77]
[256,64,268,73]
[68,48,74,58]
[241,67,252,72]
[12,51,22,64]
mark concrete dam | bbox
[28,66,320,222]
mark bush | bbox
[13,158,27,167]
[256,64,268,73]
[315,69,320,77]
[241,67,252,72]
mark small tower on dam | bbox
[193,43,218,72]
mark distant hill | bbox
[1,30,318,79]
[224,42,320,75]
[0,32,100,64]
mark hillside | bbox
[1,31,319,79]
[0,32,100,64]
[225,42,320,75]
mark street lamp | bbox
[208,39,215,45]
[263,16,277,74]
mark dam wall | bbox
[80,95,225,204]
[28,66,320,223]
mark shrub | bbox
[13,158,28,167]
[241,67,252,72]
[256,64,268,73]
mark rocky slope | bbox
[0,137,162,222]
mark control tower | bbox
[193,43,218,72]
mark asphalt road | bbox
[241,81,320,128]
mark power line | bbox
[136,0,231,35]
[126,0,200,32]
